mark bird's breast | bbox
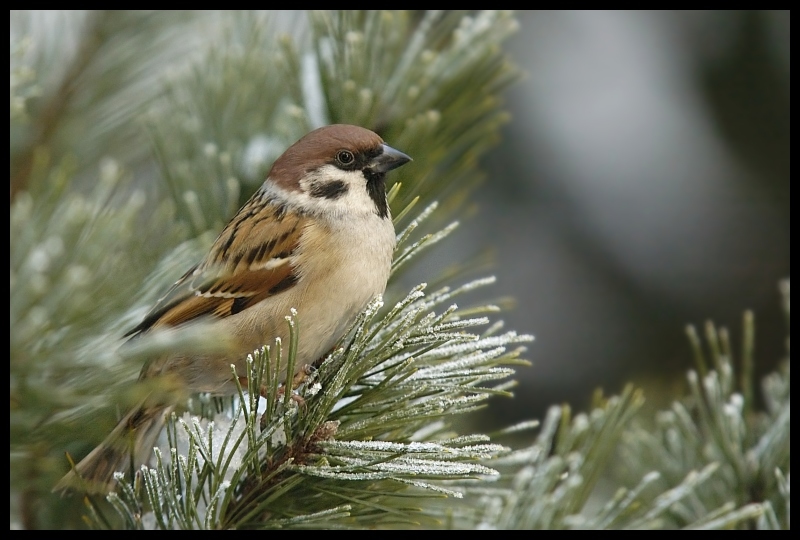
[293,215,395,344]
[231,214,395,367]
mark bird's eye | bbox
[336,150,355,166]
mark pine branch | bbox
[615,281,790,529]
[10,11,198,201]
[102,264,530,529]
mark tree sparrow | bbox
[56,124,411,492]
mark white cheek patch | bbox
[266,166,383,219]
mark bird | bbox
[55,124,411,493]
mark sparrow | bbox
[55,124,411,493]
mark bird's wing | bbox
[125,197,306,337]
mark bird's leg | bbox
[272,364,316,405]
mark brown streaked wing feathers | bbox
[126,199,306,337]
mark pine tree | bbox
[10,11,788,529]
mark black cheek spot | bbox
[310,180,348,200]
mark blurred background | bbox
[424,10,790,423]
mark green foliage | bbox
[449,297,790,530]
[106,272,530,529]
[618,281,791,529]
[412,282,790,529]
[145,10,517,236]
[97,280,789,529]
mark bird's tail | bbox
[54,404,173,494]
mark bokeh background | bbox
[420,10,790,423]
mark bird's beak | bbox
[370,144,412,173]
